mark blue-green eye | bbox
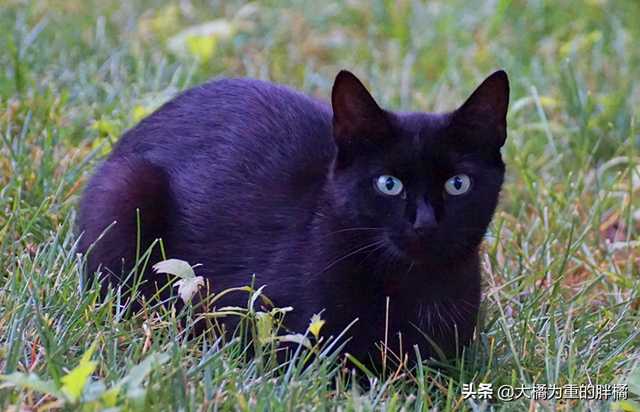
[375,175,404,196]
[444,174,472,195]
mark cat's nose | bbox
[413,200,437,238]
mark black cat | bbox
[77,70,509,365]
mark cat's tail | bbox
[77,157,175,303]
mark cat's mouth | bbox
[383,230,435,263]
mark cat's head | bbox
[329,70,509,265]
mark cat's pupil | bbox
[386,178,395,190]
[453,177,462,190]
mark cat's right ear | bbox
[331,71,392,166]
[452,70,510,148]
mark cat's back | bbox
[111,77,335,180]
[79,77,338,304]
[81,78,338,280]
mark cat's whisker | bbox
[371,247,397,275]
[306,239,387,285]
[404,261,415,278]
[381,248,406,274]
[445,297,465,321]
[321,227,386,238]
[456,298,478,316]
[354,242,389,271]
[333,238,387,261]
[334,238,387,260]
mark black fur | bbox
[77,70,509,365]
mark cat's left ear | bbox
[331,71,393,165]
[453,70,510,147]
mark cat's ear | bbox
[331,71,392,164]
[453,70,510,147]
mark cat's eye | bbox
[444,174,472,196]
[374,175,405,196]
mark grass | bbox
[1,0,639,410]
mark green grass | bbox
[1,0,639,410]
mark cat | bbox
[77,69,509,366]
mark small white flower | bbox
[173,276,205,303]
[153,259,204,303]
